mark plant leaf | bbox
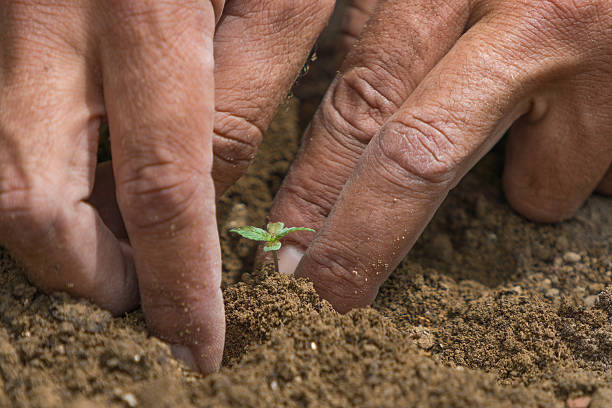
[263,241,282,252]
[266,222,284,236]
[230,226,271,241]
[276,227,316,239]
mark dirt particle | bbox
[545,288,560,299]
[120,392,138,407]
[0,16,609,406]
[584,295,598,308]
[564,252,582,264]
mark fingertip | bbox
[170,344,199,371]
[503,174,580,223]
[595,167,612,195]
[278,245,305,275]
[172,339,223,374]
[161,293,225,374]
[191,295,225,374]
[193,337,224,374]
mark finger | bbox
[100,2,224,373]
[596,165,612,195]
[90,161,128,240]
[339,0,379,54]
[269,0,471,272]
[294,13,566,312]
[0,3,138,314]
[211,0,335,196]
[503,85,612,222]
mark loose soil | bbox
[0,5,610,407]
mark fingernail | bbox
[170,344,198,371]
[278,245,304,275]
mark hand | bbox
[0,0,333,373]
[269,0,612,313]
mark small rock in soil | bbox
[596,287,612,315]
[584,295,598,308]
[563,252,581,264]
[120,392,138,407]
[545,288,560,299]
[411,326,435,350]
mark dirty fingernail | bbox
[170,344,198,371]
[278,245,304,275]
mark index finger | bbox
[99,1,224,372]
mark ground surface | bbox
[0,4,610,407]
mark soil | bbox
[0,4,611,407]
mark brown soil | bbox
[1,5,611,407]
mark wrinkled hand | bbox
[0,0,332,373]
[270,0,612,313]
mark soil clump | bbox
[0,4,610,406]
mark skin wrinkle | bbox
[369,150,444,200]
[0,0,337,374]
[214,110,265,147]
[303,240,374,304]
[270,0,612,318]
[1,0,611,374]
[118,168,204,230]
[341,66,404,121]
[330,80,389,140]
[282,175,340,218]
[378,115,464,187]
[318,100,371,153]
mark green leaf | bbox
[276,227,316,239]
[230,226,272,242]
[266,222,284,236]
[263,241,282,252]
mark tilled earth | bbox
[0,4,610,406]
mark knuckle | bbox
[324,67,401,146]
[213,111,263,167]
[281,178,336,221]
[375,114,460,188]
[116,160,206,231]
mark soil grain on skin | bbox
[0,4,611,406]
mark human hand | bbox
[0,0,332,373]
[269,0,612,313]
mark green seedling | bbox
[230,222,315,274]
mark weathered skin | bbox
[0,0,333,373]
[270,0,612,313]
[0,0,610,373]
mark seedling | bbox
[230,222,315,274]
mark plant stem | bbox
[272,250,279,275]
